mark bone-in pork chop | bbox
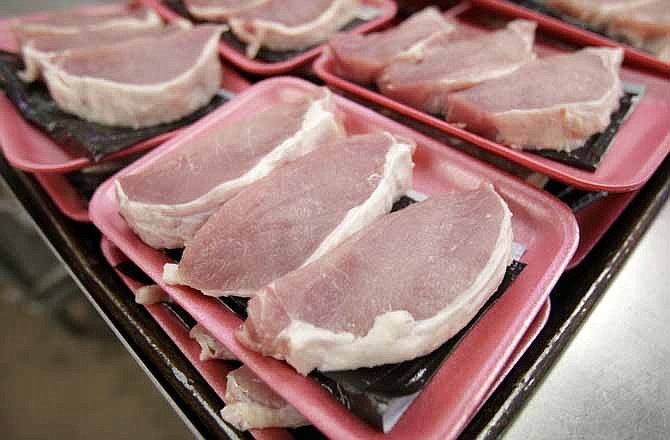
[221,365,308,430]
[238,185,513,374]
[116,90,344,249]
[445,47,624,152]
[328,7,455,85]
[228,0,361,57]
[165,132,415,297]
[41,25,223,128]
[376,20,536,115]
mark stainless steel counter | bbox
[504,201,670,439]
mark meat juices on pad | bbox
[238,185,513,374]
[41,25,224,128]
[116,90,344,249]
[164,132,415,297]
[221,365,309,430]
[445,47,624,152]
[328,7,455,85]
[228,0,362,57]
[376,20,537,115]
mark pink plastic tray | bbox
[313,3,670,193]
[100,236,551,438]
[473,0,670,76]
[139,0,397,75]
[33,173,90,222]
[90,77,577,440]
[100,238,294,440]
[0,4,250,174]
[568,189,639,269]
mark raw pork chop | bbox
[164,132,415,297]
[189,324,237,361]
[228,0,361,57]
[547,0,656,26]
[445,47,624,151]
[19,25,174,82]
[608,0,670,46]
[41,25,223,128]
[376,20,536,115]
[13,6,161,41]
[116,90,344,249]
[221,366,308,430]
[184,0,270,21]
[238,185,513,374]
[328,7,455,85]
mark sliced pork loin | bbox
[184,0,270,21]
[116,90,344,249]
[445,47,624,152]
[40,25,222,128]
[229,0,361,57]
[18,25,175,82]
[164,132,415,298]
[221,366,309,430]
[547,0,656,27]
[328,7,455,85]
[607,0,670,47]
[238,185,513,374]
[13,6,162,41]
[377,20,536,115]
[189,324,238,361]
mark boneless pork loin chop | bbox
[445,47,624,151]
[12,5,162,40]
[41,24,223,128]
[221,365,309,430]
[377,20,537,114]
[238,185,513,374]
[184,0,270,21]
[228,0,361,57]
[164,132,415,298]
[116,90,344,249]
[328,7,455,85]
[18,25,174,82]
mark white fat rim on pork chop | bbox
[40,26,224,128]
[497,47,624,152]
[162,131,416,297]
[229,0,361,57]
[268,186,514,374]
[189,324,237,361]
[134,284,171,305]
[220,368,309,431]
[187,0,269,21]
[117,90,344,249]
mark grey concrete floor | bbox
[0,283,193,440]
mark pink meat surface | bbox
[51,25,220,86]
[328,7,455,84]
[184,0,269,21]
[445,47,624,151]
[547,0,655,25]
[608,0,670,43]
[119,99,311,205]
[228,0,361,54]
[238,185,513,374]
[175,133,413,297]
[376,20,536,115]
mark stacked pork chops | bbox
[12,6,223,128]
[329,7,625,152]
[116,87,515,429]
[549,0,670,61]
[184,0,363,57]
